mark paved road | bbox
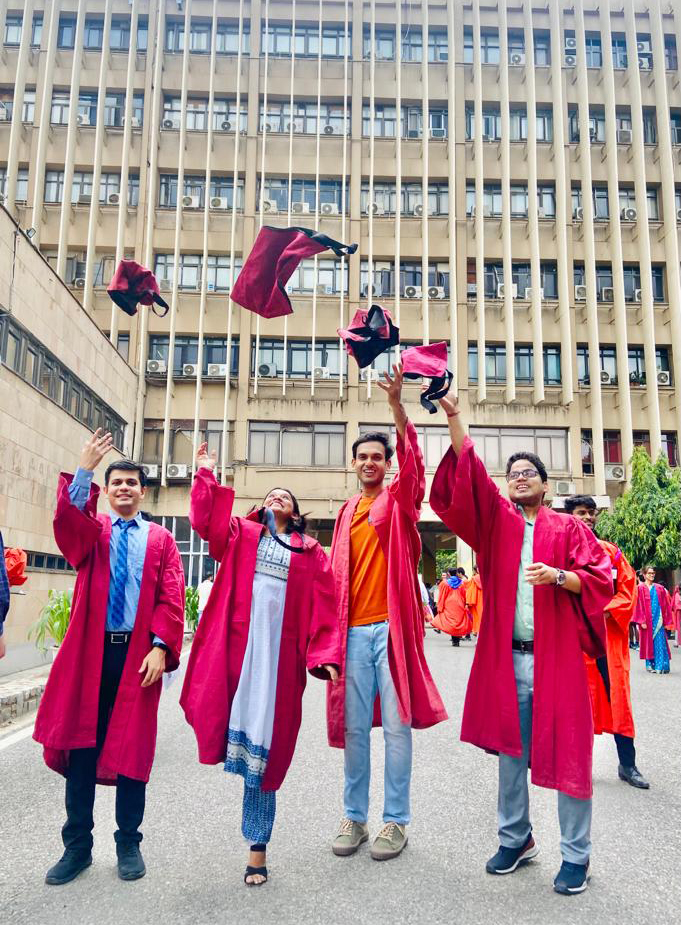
[2,633,680,925]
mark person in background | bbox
[0,530,9,659]
[671,585,681,648]
[466,565,484,636]
[634,567,672,674]
[430,568,470,647]
[196,572,214,623]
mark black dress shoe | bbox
[117,843,146,881]
[618,765,650,789]
[45,850,92,885]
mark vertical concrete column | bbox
[420,0,430,344]
[310,0,323,398]
[30,0,61,245]
[337,0,350,400]
[472,0,486,403]
[498,0,516,403]
[446,0,458,394]
[5,0,35,209]
[394,0,402,331]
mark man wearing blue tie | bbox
[34,430,184,886]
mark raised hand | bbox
[196,440,217,470]
[78,428,113,471]
[439,392,460,418]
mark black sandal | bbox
[244,865,268,886]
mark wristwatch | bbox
[555,568,567,587]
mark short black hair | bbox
[456,567,467,577]
[447,567,458,577]
[505,451,548,484]
[564,495,597,514]
[104,459,147,487]
[352,431,394,461]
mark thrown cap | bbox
[107,260,170,318]
[338,304,400,369]
[401,342,453,414]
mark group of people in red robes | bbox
[32,364,652,899]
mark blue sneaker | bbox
[486,835,539,874]
[553,860,590,895]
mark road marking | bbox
[0,723,35,751]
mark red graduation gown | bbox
[432,580,469,636]
[33,474,185,784]
[430,438,612,800]
[326,422,448,748]
[634,583,672,662]
[180,468,341,791]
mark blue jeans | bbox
[343,622,413,825]
[498,651,592,865]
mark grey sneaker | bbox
[370,822,408,861]
[332,818,369,856]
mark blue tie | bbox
[110,520,134,630]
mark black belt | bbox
[512,639,534,654]
[105,631,131,645]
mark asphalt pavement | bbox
[1,632,680,925]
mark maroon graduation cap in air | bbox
[401,341,453,414]
[230,226,358,319]
[107,259,170,317]
[338,305,400,369]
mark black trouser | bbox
[595,656,637,769]
[62,635,146,854]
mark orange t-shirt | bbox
[348,497,389,627]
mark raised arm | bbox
[378,362,426,517]
[189,442,236,561]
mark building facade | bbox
[2,0,681,586]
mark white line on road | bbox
[0,722,35,751]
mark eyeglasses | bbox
[506,468,540,482]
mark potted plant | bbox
[29,589,72,659]
[184,585,200,636]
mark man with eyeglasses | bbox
[430,395,611,896]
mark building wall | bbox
[2,0,681,586]
[0,205,137,675]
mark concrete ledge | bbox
[0,664,51,726]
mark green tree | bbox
[597,447,681,570]
[435,550,458,575]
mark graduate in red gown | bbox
[34,430,185,886]
[466,566,484,635]
[672,586,681,647]
[180,444,340,886]
[634,567,672,673]
[564,496,649,789]
[430,568,470,645]
[430,395,612,896]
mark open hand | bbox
[376,362,404,404]
[439,393,460,417]
[324,664,340,681]
[79,428,113,471]
[525,563,558,586]
[139,646,166,687]
[196,441,217,470]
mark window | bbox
[83,17,104,50]
[249,421,345,467]
[148,336,239,377]
[4,13,22,45]
[287,258,348,294]
[259,177,346,213]
[252,338,343,378]
[633,431,651,456]
[21,89,35,122]
[581,429,594,474]
[58,14,76,49]
[44,170,65,204]
[480,29,500,64]
[263,22,291,56]
[137,16,148,52]
[637,35,653,70]
[533,30,551,66]
[576,344,618,385]
[189,21,212,53]
[0,167,29,202]
[465,104,501,141]
[51,92,70,125]
[593,186,609,220]
[165,19,185,52]
[595,264,614,298]
[585,33,602,68]
[360,260,395,298]
[428,29,448,62]
[507,30,525,57]
[665,35,678,70]
[662,432,678,466]
[153,254,242,291]
[71,171,94,204]
[469,426,568,473]
[612,35,628,68]
[537,184,556,217]
[104,91,144,128]
[643,109,657,144]
[463,27,474,64]
[647,187,660,221]
[628,346,646,385]
[604,431,622,464]
[31,13,42,46]
[363,26,396,60]
[216,21,251,54]
[402,28,422,61]
[110,16,131,51]
[362,104,397,138]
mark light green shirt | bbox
[513,513,535,641]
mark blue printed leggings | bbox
[242,780,276,845]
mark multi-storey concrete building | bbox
[2,0,681,587]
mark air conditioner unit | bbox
[210,196,228,209]
[605,463,626,482]
[657,370,671,386]
[131,116,142,128]
[621,206,637,221]
[314,366,331,379]
[634,289,642,302]
[575,285,587,301]
[574,206,584,222]
[292,201,310,214]
[360,368,381,382]
[617,128,633,144]
[600,369,613,385]
[637,42,647,53]
[146,359,167,374]
[510,52,526,66]
[0,108,9,122]
[407,129,421,139]
[166,464,188,479]
[467,283,477,297]
[73,277,86,288]
[565,37,578,50]
[258,362,278,377]
[537,206,546,219]
[321,202,339,215]
[162,117,177,129]
[429,127,447,139]
[555,480,576,496]
[676,208,681,223]
[141,464,159,479]
[182,194,200,208]
[76,113,90,126]
[524,287,545,300]
[361,283,382,298]
[182,363,198,377]
[428,286,446,299]
[483,205,493,217]
[316,283,334,295]
[564,54,577,67]
[77,194,91,205]
[160,278,172,292]
[638,57,651,70]
[601,286,614,302]
[107,192,120,205]
[220,120,232,131]
[323,124,336,135]
[404,285,422,299]
[207,363,227,376]
[262,199,278,213]
[497,283,518,299]
[469,206,476,218]
[371,202,384,216]
[589,127,599,142]
[413,203,424,217]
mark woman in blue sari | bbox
[635,567,672,674]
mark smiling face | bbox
[570,504,598,531]
[351,440,392,488]
[263,488,296,522]
[645,567,656,584]
[103,469,146,518]
[506,458,548,507]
